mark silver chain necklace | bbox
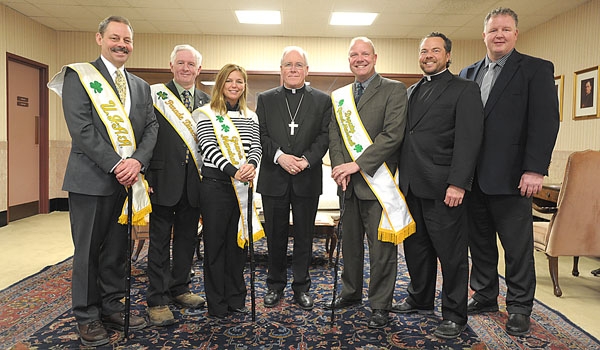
[285,93,304,135]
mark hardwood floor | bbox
[0,211,599,339]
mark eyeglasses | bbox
[282,62,306,70]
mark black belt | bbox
[203,177,232,185]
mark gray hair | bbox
[280,46,309,66]
[170,44,203,67]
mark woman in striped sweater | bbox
[195,64,262,318]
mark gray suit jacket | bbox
[329,74,408,200]
[61,57,158,195]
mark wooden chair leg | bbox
[547,255,562,297]
[572,256,580,276]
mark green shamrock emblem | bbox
[221,124,230,132]
[90,81,103,93]
[157,91,168,100]
[338,99,344,106]
[354,144,363,153]
[216,115,224,123]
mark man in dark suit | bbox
[145,44,210,326]
[328,37,408,329]
[393,32,483,339]
[256,46,331,310]
[49,16,158,346]
[459,7,559,336]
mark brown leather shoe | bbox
[102,311,147,331]
[78,320,109,347]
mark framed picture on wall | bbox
[554,75,564,122]
[573,66,598,119]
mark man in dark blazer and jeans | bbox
[393,32,483,339]
[459,7,559,336]
[146,44,210,326]
[257,46,331,310]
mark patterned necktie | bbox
[115,70,127,104]
[355,82,364,104]
[480,62,496,105]
[182,90,193,112]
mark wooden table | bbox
[533,183,561,206]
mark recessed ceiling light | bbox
[235,10,281,25]
[330,12,378,26]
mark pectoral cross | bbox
[289,121,298,135]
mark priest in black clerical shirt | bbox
[255,46,332,310]
[393,32,484,339]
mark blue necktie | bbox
[182,90,193,112]
[355,82,364,104]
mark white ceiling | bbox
[0,0,589,40]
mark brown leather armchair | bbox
[532,150,600,297]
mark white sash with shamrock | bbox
[48,62,152,226]
[331,84,415,244]
[194,105,264,248]
[150,84,202,179]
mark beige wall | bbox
[518,0,600,156]
[1,1,599,211]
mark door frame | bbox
[6,53,49,219]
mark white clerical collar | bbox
[284,84,306,94]
[423,69,447,81]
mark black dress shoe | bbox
[324,297,362,310]
[78,320,109,347]
[506,313,530,336]
[467,298,499,314]
[208,312,228,319]
[433,320,467,339]
[391,301,434,315]
[264,289,283,307]
[294,292,314,310]
[228,306,249,314]
[368,309,389,329]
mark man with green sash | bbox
[146,45,210,326]
[47,16,157,346]
[327,37,414,329]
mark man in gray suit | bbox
[51,16,158,346]
[327,37,408,329]
[256,46,331,310]
[145,44,210,326]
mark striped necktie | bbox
[355,82,364,104]
[115,70,127,104]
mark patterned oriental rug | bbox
[1,238,599,349]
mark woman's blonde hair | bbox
[210,63,249,115]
